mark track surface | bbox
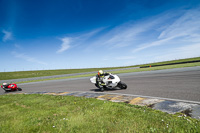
[1,67,200,102]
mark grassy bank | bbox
[0,57,200,80]
[0,67,127,80]
[0,94,199,133]
[112,62,200,74]
[139,57,200,67]
[13,62,200,84]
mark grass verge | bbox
[0,94,199,133]
[112,62,200,74]
[0,67,131,80]
[14,62,200,84]
[1,57,200,80]
[139,57,200,67]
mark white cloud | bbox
[102,23,145,48]
[56,37,71,53]
[2,30,12,42]
[57,28,104,53]
[132,8,200,53]
[158,8,200,39]
[132,37,174,53]
[94,22,152,48]
[12,52,47,65]
[90,10,179,49]
[77,28,104,41]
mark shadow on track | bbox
[90,88,120,92]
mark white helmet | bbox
[3,83,8,86]
[98,70,104,76]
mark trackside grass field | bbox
[112,62,200,74]
[0,67,128,80]
[0,94,199,133]
[0,57,199,80]
[12,62,200,84]
[139,57,200,67]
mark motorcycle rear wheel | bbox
[118,82,127,89]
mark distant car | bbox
[1,83,22,92]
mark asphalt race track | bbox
[1,67,200,102]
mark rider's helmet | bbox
[3,83,8,87]
[3,83,8,86]
[98,70,104,77]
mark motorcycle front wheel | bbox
[17,88,22,91]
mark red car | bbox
[1,83,22,92]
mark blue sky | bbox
[1,0,200,72]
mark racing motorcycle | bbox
[90,73,127,91]
[1,83,22,92]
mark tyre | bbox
[121,82,127,89]
[100,88,104,92]
[118,82,127,89]
[103,86,107,89]
[18,88,22,91]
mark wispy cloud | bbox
[55,7,200,64]
[77,28,104,41]
[158,8,200,39]
[12,52,48,65]
[132,37,174,53]
[132,8,200,53]
[101,23,146,48]
[83,7,200,64]
[92,22,149,48]
[57,37,71,53]
[89,10,180,49]
[2,30,12,42]
[57,28,104,53]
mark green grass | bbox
[0,94,199,133]
[0,57,200,81]
[112,62,200,74]
[139,57,200,67]
[14,62,200,84]
[0,67,129,80]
